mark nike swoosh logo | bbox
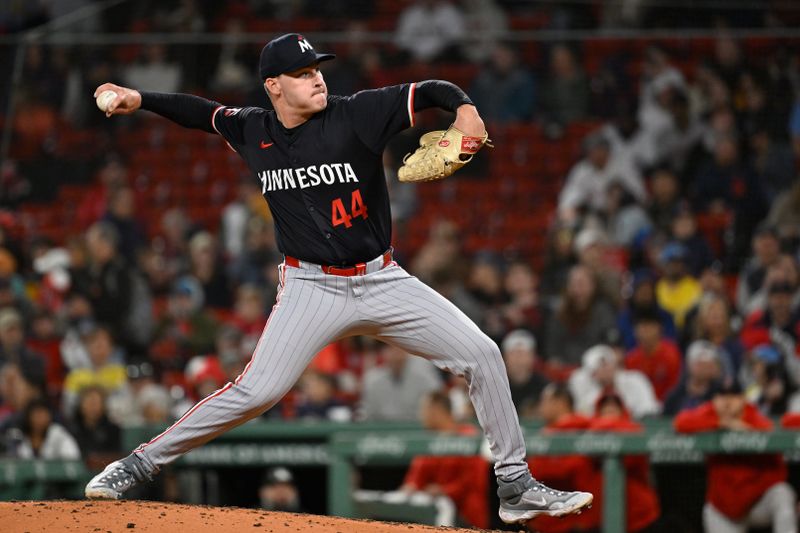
[260,141,273,149]
[528,496,547,507]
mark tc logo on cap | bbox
[259,33,336,80]
[298,36,313,53]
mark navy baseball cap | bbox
[259,33,335,80]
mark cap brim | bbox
[268,53,336,78]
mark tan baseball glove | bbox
[397,125,492,183]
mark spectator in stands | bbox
[122,44,182,93]
[61,324,127,420]
[661,90,705,179]
[228,218,279,288]
[688,294,741,382]
[213,326,246,384]
[749,123,795,202]
[692,134,768,266]
[7,398,80,460]
[574,228,622,306]
[711,34,745,93]
[188,231,231,309]
[602,105,657,172]
[75,155,127,230]
[228,283,267,351]
[151,276,218,367]
[501,330,548,417]
[69,385,121,470]
[470,42,536,124]
[638,46,686,134]
[670,202,713,277]
[410,220,466,286]
[210,18,251,93]
[27,310,63,399]
[527,383,594,533]
[544,264,617,368]
[743,254,800,318]
[394,0,466,63]
[737,224,782,315]
[462,0,508,64]
[557,131,646,224]
[675,382,797,533]
[500,260,545,335]
[100,186,146,265]
[72,222,152,352]
[740,344,800,417]
[539,222,576,308]
[646,168,682,234]
[465,252,507,339]
[184,355,226,404]
[221,178,264,263]
[588,393,662,533]
[295,370,351,421]
[625,309,682,401]
[0,308,46,388]
[400,390,488,529]
[360,344,442,421]
[259,467,302,513]
[618,269,677,350]
[603,180,652,247]
[663,340,723,416]
[568,344,658,417]
[58,292,95,371]
[740,281,800,353]
[135,382,174,426]
[655,242,702,331]
[157,207,194,277]
[539,44,589,127]
[767,181,800,245]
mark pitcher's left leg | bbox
[359,265,527,480]
[359,265,591,523]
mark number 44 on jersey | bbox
[332,189,368,228]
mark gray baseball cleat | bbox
[85,453,154,499]
[497,474,594,524]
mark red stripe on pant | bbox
[136,264,288,453]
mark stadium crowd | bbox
[2,0,800,531]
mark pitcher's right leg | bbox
[86,266,357,499]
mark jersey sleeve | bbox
[211,106,261,147]
[346,83,416,153]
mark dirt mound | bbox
[2,500,499,532]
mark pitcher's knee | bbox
[463,338,505,374]
[229,382,287,417]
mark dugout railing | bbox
[2,420,800,532]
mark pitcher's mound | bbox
[2,500,494,532]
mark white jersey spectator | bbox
[568,344,659,418]
[558,132,646,221]
[394,0,466,62]
[360,345,443,421]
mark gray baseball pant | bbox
[134,255,529,480]
[702,482,797,533]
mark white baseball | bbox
[96,90,118,113]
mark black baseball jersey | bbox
[212,83,417,266]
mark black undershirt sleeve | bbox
[139,91,222,134]
[413,80,473,113]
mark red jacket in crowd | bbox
[674,402,787,520]
[739,308,800,353]
[528,413,660,533]
[402,424,489,529]
[625,339,682,400]
[586,416,661,533]
[781,412,800,429]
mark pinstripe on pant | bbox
[135,261,529,481]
